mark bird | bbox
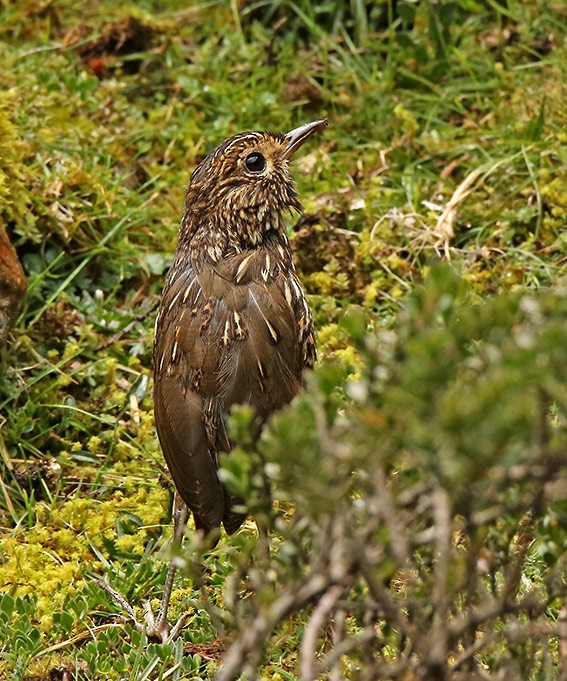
[146,119,327,642]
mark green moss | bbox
[1,0,566,675]
[0,533,91,630]
[0,483,169,630]
[303,271,337,296]
[541,170,567,213]
[0,93,30,224]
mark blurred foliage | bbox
[0,0,566,677]
[219,265,567,679]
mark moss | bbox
[0,483,169,629]
[0,93,30,224]
[541,170,567,213]
[303,271,338,296]
[0,534,91,629]
[316,323,361,371]
[393,103,419,136]
[87,435,102,454]
[19,656,89,680]
[317,323,343,350]
[363,280,383,306]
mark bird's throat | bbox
[180,204,290,262]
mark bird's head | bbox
[183,119,327,248]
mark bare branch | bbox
[427,487,451,671]
[329,607,347,681]
[559,603,567,681]
[300,584,344,680]
[216,572,334,681]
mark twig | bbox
[372,467,409,563]
[559,603,567,681]
[300,584,344,680]
[329,607,347,681]
[193,561,226,638]
[32,623,125,658]
[216,573,333,681]
[317,625,376,679]
[428,487,451,668]
[451,630,498,671]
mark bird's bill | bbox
[282,119,328,158]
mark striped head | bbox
[182,120,327,249]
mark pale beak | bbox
[282,119,328,159]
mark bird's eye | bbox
[244,152,266,173]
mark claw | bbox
[95,578,189,644]
[145,599,188,644]
[145,600,170,644]
[96,497,191,644]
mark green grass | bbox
[1,0,566,678]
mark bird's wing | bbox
[154,248,308,533]
[154,264,228,532]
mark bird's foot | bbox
[145,601,189,644]
[95,578,188,644]
[95,578,145,632]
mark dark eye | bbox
[245,152,266,173]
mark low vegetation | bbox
[1,1,566,678]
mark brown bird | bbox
[146,119,327,641]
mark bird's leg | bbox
[145,496,190,644]
[94,578,145,632]
[257,518,271,563]
[255,448,273,563]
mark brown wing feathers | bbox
[154,246,310,533]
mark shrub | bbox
[217,264,567,680]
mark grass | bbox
[0,0,566,678]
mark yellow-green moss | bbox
[0,533,91,629]
[540,169,567,213]
[0,484,170,629]
[394,103,419,136]
[304,271,336,296]
[317,323,361,371]
[0,92,30,223]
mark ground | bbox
[0,1,566,679]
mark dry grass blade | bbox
[435,150,530,259]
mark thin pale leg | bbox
[256,515,271,563]
[256,467,273,563]
[97,494,228,643]
[146,494,190,643]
